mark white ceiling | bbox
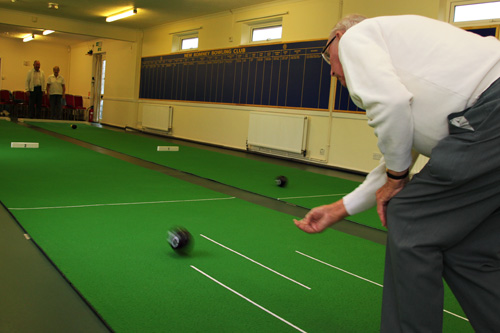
[0,23,97,44]
[0,0,279,44]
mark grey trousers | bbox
[49,94,63,120]
[381,78,500,333]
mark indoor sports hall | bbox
[0,0,498,332]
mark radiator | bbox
[142,104,173,132]
[247,112,308,155]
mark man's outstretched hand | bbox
[294,200,348,233]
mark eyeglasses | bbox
[321,36,336,65]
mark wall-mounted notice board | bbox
[466,25,499,38]
[139,26,499,114]
[139,40,332,110]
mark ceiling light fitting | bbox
[106,8,137,22]
[43,30,55,35]
[23,34,34,42]
[48,2,58,9]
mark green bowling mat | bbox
[27,121,383,230]
[0,120,471,332]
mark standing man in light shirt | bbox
[25,60,45,119]
[294,14,500,332]
[46,66,66,119]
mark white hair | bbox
[329,14,367,39]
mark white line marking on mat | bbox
[191,265,307,333]
[8,197,236,211]
[443,310,469,321]
[201,234,311,290]
[296,251,469,322]
[296,251,383,287]
[278,193,348,200]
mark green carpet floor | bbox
[1,120,471,332]
[27,121,382,230]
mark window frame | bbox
[241,18,283,45]
[448,0,500,25]
[251,24,283,43]
[181,36,199,50]
[172,31,199,53]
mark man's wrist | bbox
[329,199,349,219]
[386,169,409,180]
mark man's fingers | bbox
[377,198,388,228]
[294,218,316,233]
[293,219,306,229]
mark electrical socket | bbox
[373,152,382,160]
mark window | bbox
[451,1,500,22]
[251,25,282,42]
[181,37,199,50]
[240,17,283,44]
[171,31,199,53]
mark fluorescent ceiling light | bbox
[106,8,137,22]
[43,30,55,35]
[23,34,34,42]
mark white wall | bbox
[134,0,441,173]
[0,7,141,112]
[0,0,444,174]
[0,37,70,92]
[68,42,93,100]
[98,38,142,127]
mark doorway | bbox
[92,53,106,122]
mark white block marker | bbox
[11,142,39,148]
[157,146,179,151]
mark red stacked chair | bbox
[12,91,27,118]
[63,94,75,120]
[73,95,87,121]
[0,90,14,117]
